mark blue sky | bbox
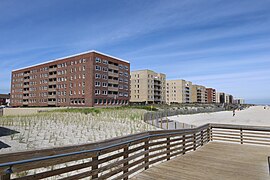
[0,0,270,104]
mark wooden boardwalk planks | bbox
[131,142,270,180]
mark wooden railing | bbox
[211,124,270,146]
[1,123,270,179]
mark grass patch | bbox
[51,108,101,114]
[49,106,158,115]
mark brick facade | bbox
[10,51,130,107]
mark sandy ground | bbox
[170,106,270,126]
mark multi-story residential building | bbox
[166,79,192,104]
[226,94,233,104]
[130,69,166,104]
[0,94,10,106]
[219,92,226,103]
[233,98,245,104]
[191,85,207,103]
[206,88,216,103]
[215,92,221,103]
[10,50,130,107]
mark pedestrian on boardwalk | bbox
[233,109,236,116]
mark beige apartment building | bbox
[191,84,207,103]
[130,70,166,104]
[166,79,192,104]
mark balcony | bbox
[48,101,56,105]
[49,74,57,78]
[22,101,28,105]
[48,95,56,98]
[108,72,119,78]
[108,94,118,98]
[108,79,119,84]
[108,87,118,91]
[23,84,29,88]
[23,73,30,77]
[48,81,56,85]
[48,88,56,92]
[24,79,30,82]
[108,64,119,71]
[23,96,29,99]
[49,67,57,72]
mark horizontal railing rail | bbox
[1,123,270,179]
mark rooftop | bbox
[12,50,129,72]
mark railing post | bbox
[210,127,213,141]
[240,128,243,144]
[123,145,129,180]
[91,153,99,179]
[167,137,170,160]
[182,135,186,155]
[144,138,149,170]
[193,133,196,151]
[207,127,210,142]
[201,131,204,146]
[0,174,11,180]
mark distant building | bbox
[191,85,207,103]
[218,92,225,103]
[225,94,233,104]
[166,79,192,104]
[215,92,221,103]
[130,69,166,104]
[233,98,245,104]
[10,50,130,107]
[0,94,10,106]
[206,88,216,103]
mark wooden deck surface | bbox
[132,142,270,180]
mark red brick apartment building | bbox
[206,88,216,103]
[10,50,130,107]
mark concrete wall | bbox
[1,107,66,116]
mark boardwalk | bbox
[132,142,270,180]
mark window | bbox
[95,74,101,79]
[94,99,98,104]
[95,57,101,63]
[102,67,108,72]
[102,82,107,87]
[124,65,129,70]
[103,60,108,64]
[102,75,107,79]
[102,90,107,95]
[95,89,100,95]
[95,65,101,71]
[99,99,103,104]
[95,81,101,87]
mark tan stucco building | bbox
[130,70,166,104]
[191,84,207,103]
[166,79,192,104]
